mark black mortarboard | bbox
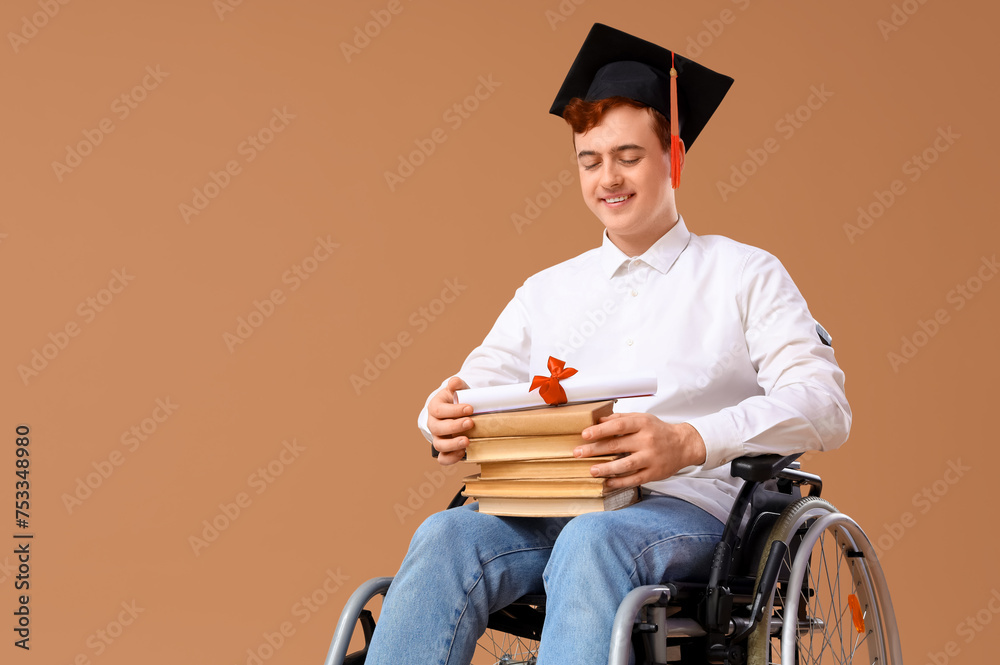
[550,23,734,187]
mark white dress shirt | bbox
[418,216,851,523]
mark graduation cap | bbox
[550,23,734,188]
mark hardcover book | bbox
[465,400,615,438]
[469,487,639,517]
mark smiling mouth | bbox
[603,194,633,204]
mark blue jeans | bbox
[365,494,724,665]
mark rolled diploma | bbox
[456,372,658,414]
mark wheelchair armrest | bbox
[729,454,801,483]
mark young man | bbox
[365,23,850,664]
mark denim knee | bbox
[408,505,477,561]
[548,512,633,566]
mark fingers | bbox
[436,449,466,466]
[432,427,469,465]
[428,376,473,435]
[574,434,627,459]
[446,375,471,393]
[428,376,474,459]
[428,376,473,423]
[430,415,474,438]
[577,413,656,485]
[603,470,647,490]
[576,415,699,488]
[433,429,469,451]
[576,413,638,458]
[582,412,635,442]
[590,450,640,478]
[571,450,646,491]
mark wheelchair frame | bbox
[323,453,903,665]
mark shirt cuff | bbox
[685,412,745,470]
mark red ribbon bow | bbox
[529,356,578,405]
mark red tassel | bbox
[669,52,681,189]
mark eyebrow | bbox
[577,144,646,159]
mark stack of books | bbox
[461,400,639,517]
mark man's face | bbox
[574,105,680,255]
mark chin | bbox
[597,213,639,233]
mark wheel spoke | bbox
[818,533,853,662]
[747,498,896,665]
[475,627,538,664]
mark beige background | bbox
[2,0,997,663]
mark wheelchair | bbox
[323,450,901,664]
[324,324,901,664]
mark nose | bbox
[600,161,623,190]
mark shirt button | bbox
[626,338,633,346]
[631,289,638,297]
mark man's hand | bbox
[428,376,474,466]
[576,413,707,490]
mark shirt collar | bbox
[599,215,693,279]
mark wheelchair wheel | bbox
[474,629,538,664]
[747,496,900,664]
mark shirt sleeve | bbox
[685,249,852,470]
[416,290,533,442]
